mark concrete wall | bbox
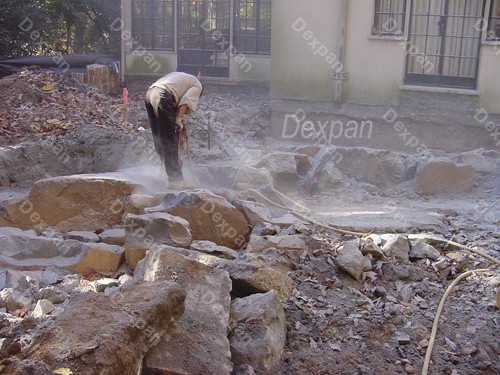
[478,45,500,113]
[125,52,177,77]
[230,55,271,83]
[343,0,406,105]
[271,0,346,100]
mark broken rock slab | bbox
[1,281,186,375]
[124,212,192,268]
[0,228,86,270]
[416,159,477,195]
[254,152,302,188]
[147,189,250,250]
[65,231,99,243]
[247,234,306,254]
[0,174,140,232]
[335,147,418,188]
[137,247,233,375]
[234,199,272,226]
[69,243,124,274]
[158,248,293,304]
[98,228,126,246]
[314,208,447,233]
[190,240,239,259]
[233,166,274,190]
[229,291,287,375]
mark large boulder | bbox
[416,159,477,194]
[124,212,192,268]
[233,166,274,190]
[335,147,418,187]
[148,190,250,249]
[0,174,140,231]
[229,291,287,374]
[0,281,186,375]
[254,152,303,187]
[137,247,233,375]
[156,248,293,304]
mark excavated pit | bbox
[0,73,499,375]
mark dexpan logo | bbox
[282,109,373,145]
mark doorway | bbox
[405,0,486,89]
[177,0,231,77]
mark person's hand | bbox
[176,117,185,129]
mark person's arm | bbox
[176,85,203,125]
[176,104,190,126]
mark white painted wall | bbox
[344,0,406,105]
[271,0,346,100]
[478,47,500,114]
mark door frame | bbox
[404,0,487,89]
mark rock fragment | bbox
[229,291,286,374]
[31,299,55,318]
[1,281,186,374]
[98,228,126,246]
[409,240,441,260]
[148,189,250,249]
[335,241,365,281]
[416,159,476,194]
[124,212,192,268]
[65,231,99,243]
[138,247,233,375]
[381,234,410,263]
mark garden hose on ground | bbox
[421,269,494,375]
[246,186,500,375]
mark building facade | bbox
[121,0,500,151]
[120,0,272,83]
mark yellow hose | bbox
[243,184,500,375]
[421,269,492,375]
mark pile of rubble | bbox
[0,165,498,374]
[0,69,142,146]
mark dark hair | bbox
[199,82,205,97]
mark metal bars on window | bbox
[234,0,271,54]
[405,0,485,89]
[132,0,175,50]
[373,0,407,35]
[488,0,500,39]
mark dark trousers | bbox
[145,86,183,181]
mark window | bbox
[132,0,175,50]
[488,0,500,40]
[372,0,407,36]
[234,0,271,55]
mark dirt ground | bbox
[0,70,499,375]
